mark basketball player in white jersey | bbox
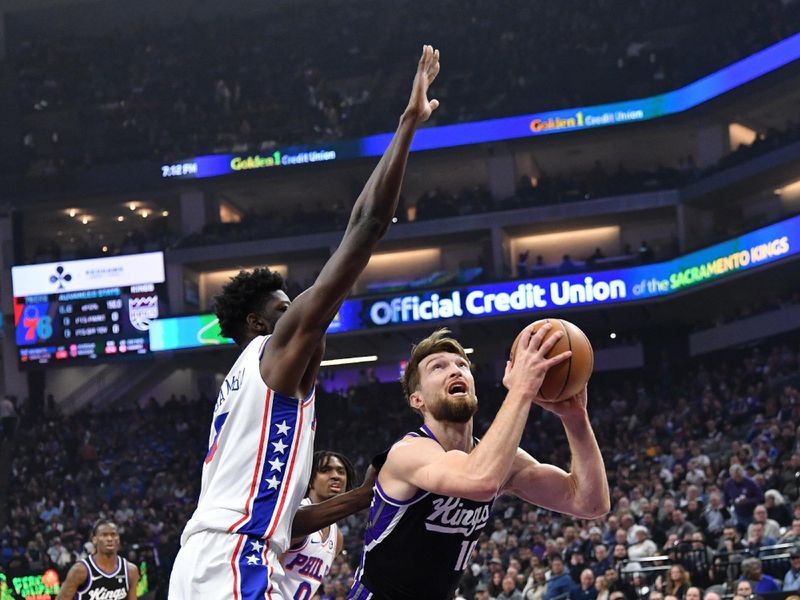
[348,327,611,599]
[169,45,442,600]
[278,452,356,600]
[57,519,139,600]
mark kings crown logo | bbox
[129,296,159,331]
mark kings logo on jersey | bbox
[86,587,127,600]
[424,497,491,536]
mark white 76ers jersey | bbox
[278,499,339,600]
[181,335,316,556]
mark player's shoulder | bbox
[66,560,90,583]
[125,558,139,577]
[385,432,444,467]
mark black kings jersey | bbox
[348,426,494,600]
[76,555,130,600]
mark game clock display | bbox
[14,283,163,366]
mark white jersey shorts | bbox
[169,529,286,600]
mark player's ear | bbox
[408,391,424,412]
[246,312,268,334]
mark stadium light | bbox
[320,355,378,367]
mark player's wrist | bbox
[400,107,424,126]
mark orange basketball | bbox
[509,318,594,402]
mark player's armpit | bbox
[502,448,603,518]
[382,437,499,502]
[55,563,88,600]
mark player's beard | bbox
[428,391,478,423]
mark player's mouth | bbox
[447,380,469,397]
[329,482,342,492]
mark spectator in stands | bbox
[702,592,720,600]
[490,570,506,597]
[764,490,793,526]
[591,545,612,577]
[724,464,765,531]
[746,522,777,553]
[778,452,800,501]
[571,569,597,600]
[739,557,781,594]
[545,555,574,600]
[662,564,691,600]
[717,526,746,554]
[0,396,17,441]
[784,547,800,592]
[668,510,698,540]
[628,526,658,560]
[734,580,753,597]
[703,493,731,543]
[585,248,605,266]
[523,566,548,600]
[475,582,495,600]
[594,576,609,600]
[637,241,654,263]
[603,567,634,600]
[747,505,781,540]
[781,519,800,543]
[684,588,701,600]
[498,575,524,600]
[559,255,576,273]
[517,251,530,278]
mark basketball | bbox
[509,318,594,402]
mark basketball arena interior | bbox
[1,0,800,599]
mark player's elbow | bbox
[354,211,390,240]
[462,475,502,502]
[572,498,611,519]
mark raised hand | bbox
[535,385,589,419]
[405,45,441,123]
[502,322,572,402]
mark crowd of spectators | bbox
[1,331,799,599]
[8,0,800,176]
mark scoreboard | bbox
[11,252,166,367]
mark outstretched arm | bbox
[290,466,377,539]
[502,386,610,518]
[381,324,572,502]
[262,46,441,399]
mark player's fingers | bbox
[429,99,440,111]
[543,350,572,369]
[418,45,428,66]
[537,329,564,356]
[526,322,551,351]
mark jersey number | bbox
[454,540,478,571]
[293,582,312,600]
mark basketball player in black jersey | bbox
[348,326,610,600]
[57,519,139,600]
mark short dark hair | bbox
[214,268,286,344]
[309,451,356,493]
[91,518,117,537]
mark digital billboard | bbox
[160,32,800,180]
[12,253,166,366]
[149,215,800,352]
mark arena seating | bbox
[6,0,800,174]
[2,333,798,599]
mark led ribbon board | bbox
[161,33,800,180]
[149,215,800,351]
